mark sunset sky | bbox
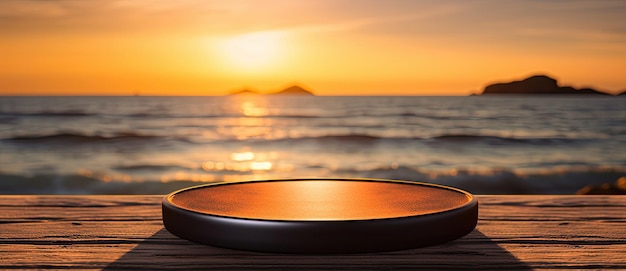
[1,0,625,95]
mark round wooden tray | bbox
[162,178,478,253]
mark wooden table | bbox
[1,195,625,270]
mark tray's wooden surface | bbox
[1,195,625,270]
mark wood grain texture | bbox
[1,195,625,270]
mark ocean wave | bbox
[3,131,591,147]
[378,112,458,120]
[428,134,584,145]
[113,164,196,172]
[126,113,332,119]
[306,134,384,142]
[0,117,16,124]
[335,165,626,194]
[128,113,229,119]
[209,134,385,144]
[246,133,588,146]
[343,111,493,120]
[268,114,332,119]
[0,110,94,117]
[0,173,207,195]
[1,166,624,194]
[3,132,168,144]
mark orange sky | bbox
[1,0,626,95]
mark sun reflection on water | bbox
[231,151,255,161]
[241,101,269,117]
[250,161,273,171]
[202,151,278,175]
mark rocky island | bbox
[229,89,258,95]
[269,85,315,96]
[229,85,314,96]
[481,75,611,95]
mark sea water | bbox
[0,96,624,194]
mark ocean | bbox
[0,96,624,194]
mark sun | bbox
[215,31,285,72]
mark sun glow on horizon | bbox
[214,31,288,73]
[1,1,625,95]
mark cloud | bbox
[0,0,226,35]
[0,1,468,34]
[0,1,68,18]
[2,0,625,48]
[310,0,626,48]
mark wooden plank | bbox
[1,195,625,270]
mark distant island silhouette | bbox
[229,85,315,96]
[270,85,315,96]
[229,89,259,96]
[481,75,613,95]
[226,78,622,96]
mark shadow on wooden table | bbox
[104,228,530,270]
